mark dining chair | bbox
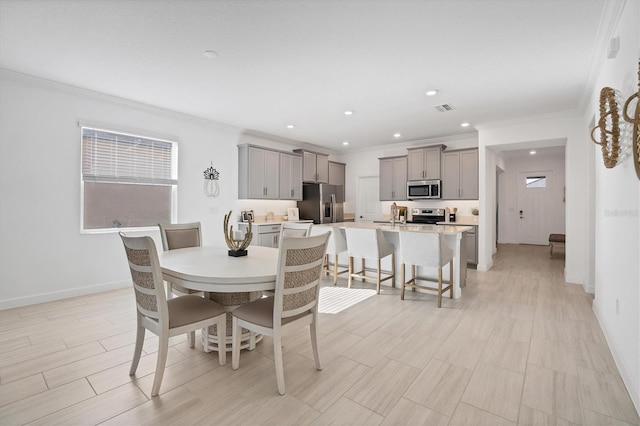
[279,221,313,241]
[158,222,205,347]
[345,227,396,294]
[398,230,453,307]
[119,232,226,397]
[231,232,330,395]
[311,226,348,285]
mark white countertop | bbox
[437,221,478,227]
[320,221,473,235]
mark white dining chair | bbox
[279,221,313,240]
[119,232,226,397]
[231,232,330,395]
[398,230,453,307]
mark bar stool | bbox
[345,228,395,294]
[312,226,348,285]
[398,231,453,307]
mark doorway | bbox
[356,176,380,221]
[517,171,553,245]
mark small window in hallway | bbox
[526,176,546,188]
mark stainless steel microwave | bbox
[407,180,441,200]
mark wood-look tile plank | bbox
[0,338,68,368]
[0,336,30,354]
[577,366,639,425]
[0,374,47,407]
[381,397,449,425]
[433,332,487,371]
[342,331,402,367]
[296,328,362,365]
[528,337,577,376]
[575,339,619,375]
[344,357,420,416]
[0,379,95,425]
[386,333,444,369]
[449,402,515,426]
[481,334,528,373]
[310,396,384,425]
[461,361,524,422]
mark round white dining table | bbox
[159,245,279,293]
[158,245,279,352]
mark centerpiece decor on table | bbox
[223,210,252,257]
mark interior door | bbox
[517,171,551,245]
[356,176,380,221]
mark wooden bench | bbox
[548,233,565,258]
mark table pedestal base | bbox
[201,291,263,353]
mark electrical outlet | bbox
[616,299,620,315]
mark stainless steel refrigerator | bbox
[297,183,344,224]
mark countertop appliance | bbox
[407,179,441,200]
[407,208,446,224]
[297,183,344,224]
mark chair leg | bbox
[348,256,353,288]
[376,259,381,294]
[273,335,285,395]
[401,263,406,300]
[217,316,227,365]
[231,317,242,370]
[188,330,195,348]
[129,319,145,375]
[391,253,396,288]
[412,265,416,292]
[333,254,339,285]
[151,335,169,397]
[166,282,172,300]
[310,319,322,371]
[449,261,454,299]
[437,267,443,308]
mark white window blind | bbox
[81,126,178,231]
[81,127,177,185]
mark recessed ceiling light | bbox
[530,150,537,155]
[393,133,401,138]
[342,141,349,146]
[461,122,470,127]
[287,124,295,129]
[203,50,218,59]
[425,90,438,96]
[344,110,354,116]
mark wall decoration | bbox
[204,162,220,197]
[590,87,632,168]
[223,210,252,256]
[287,207,299,221]
[622,60,639,180]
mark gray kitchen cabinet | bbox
[295,149,329,183]
[442,149,478,200]
[238,145,280,199]
[407,145,443,181]
[464,227,478,266]
[328,161,346,188]
[379,156,407,201]
[279,152,303,200]
[238,223,281,248]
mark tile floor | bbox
[0,244,638,425]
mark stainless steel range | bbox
[408,208,446,224]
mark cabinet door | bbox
[263,149,280,199]
[302,152,317,182]
[407,149,425,180]
[279,153,303,200]
[424,147,441,179]
[247,147,267,198]
[465,229,477,265]
[316,154,329,183]
[459,150,478,199]
[392,157,407,200]
[379,158,394,201]
[441,152,460,199]
[328,161,345,188]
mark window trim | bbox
[80,125,178,234]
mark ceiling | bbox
[0,0,607,153]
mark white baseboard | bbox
[592,304,640,416]
[0,280,130,310]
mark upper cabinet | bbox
[379,156,407,201]
[407,145,444,181]
[441,149,478,200]
[279,152,303,200]
[238,145,280,199]
[328,161,346,188]
[295,149,329,183]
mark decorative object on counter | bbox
[450,207,457,222]
[471,207,478,223]
[622,60,639,179]
[240,210,254,222]
[287,207,299,221]
[203,162,220,197]
[590,85,633,169]
[266,211,274,221]
[224,210,252,256]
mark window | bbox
[526,176,546,188]
[81,126,178,232]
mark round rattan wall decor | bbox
[591,87,625,168]
[622,60,640,180]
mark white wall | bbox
[587,0,639,412]
[498,150,566,244]
[0,70,302,308]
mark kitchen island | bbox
[317,222,473,298]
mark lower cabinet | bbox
[238,223,281,248]
[464,227,478,266]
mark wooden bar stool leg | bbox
[391,253,396,287]
[449,261,454,299]
[412,265,416,292]
[348,256,353,288]
[437,267,443,308]
[333,254,339,285]
[376,259,381,294]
